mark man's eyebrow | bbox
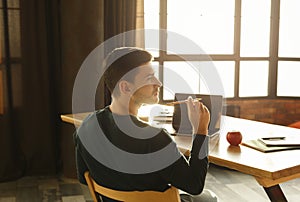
[144,73,155,78]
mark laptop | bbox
[171,93,223,137]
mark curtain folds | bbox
[59,0,103,178]
[103,0,144,105]
[1,0,144,181]
[19,0,61,176]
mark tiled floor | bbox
[0,175,92,202]
[1,164,300,202]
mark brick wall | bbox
[225,99,300,126]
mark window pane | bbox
[163,61,227,100]
[144,0,159,57]
[277,61,300,97]
[278,0,300,57]
[239,61,269,97]
[8,0,20,8]
[211,61,235,98]
[240,0,271,57]
[163,62,199,100]
[198,62,234,98]
[167,0,235,54]
[8,10,21,58]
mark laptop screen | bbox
[172,93,223,136]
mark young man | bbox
[74,47,217,202]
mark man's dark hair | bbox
[103,47,153,95]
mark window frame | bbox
[149,0,300,102]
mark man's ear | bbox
[119,81,132,94]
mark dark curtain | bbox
[59,0,103,178]
[0,0,30,181]
[103,0,139,106]
[61,0,141,177]
[60,0,142,177]
[19,0,61,176]
[104,0,137,45]
[0,0,142,181]
[19,0,104,178]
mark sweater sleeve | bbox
[159,135,209,195]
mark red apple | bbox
[226,131,242,146]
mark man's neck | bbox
[109,98,140,116]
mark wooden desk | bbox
[61,113,300,201]
[61,112,89,126]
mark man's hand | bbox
[186,96,210,135]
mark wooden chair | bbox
[84,171,181,202]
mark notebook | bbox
[257,136,300,147]
[242,139,300,153]
[171,93,223,136]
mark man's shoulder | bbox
[95,106,110,115]
[85,107,110,121]
[77,107,110,130]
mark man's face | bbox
[130,63,162,105]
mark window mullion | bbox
[234,0,242,98]
[269,0,280,98]
[159,0,167,102]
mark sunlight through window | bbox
[144,0,300,99]
[277,62,300,97]
[167,0,234,54]
[278,0,300,57]
[240,0,271,57]
[239,61,269,97]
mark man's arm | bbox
[160,97,210,194]
[159,134,208,195]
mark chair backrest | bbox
[84,171,181,202]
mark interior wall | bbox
[226,99,300,126]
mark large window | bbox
[144,0,300,100]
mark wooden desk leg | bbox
[263,185,287,202]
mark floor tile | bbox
[59,184,83,197]
[62,195,85,202]
[0,197,16,202]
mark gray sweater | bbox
[74,106,209,202]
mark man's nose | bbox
[153,77,162,87]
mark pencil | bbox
[166,98,202,105]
